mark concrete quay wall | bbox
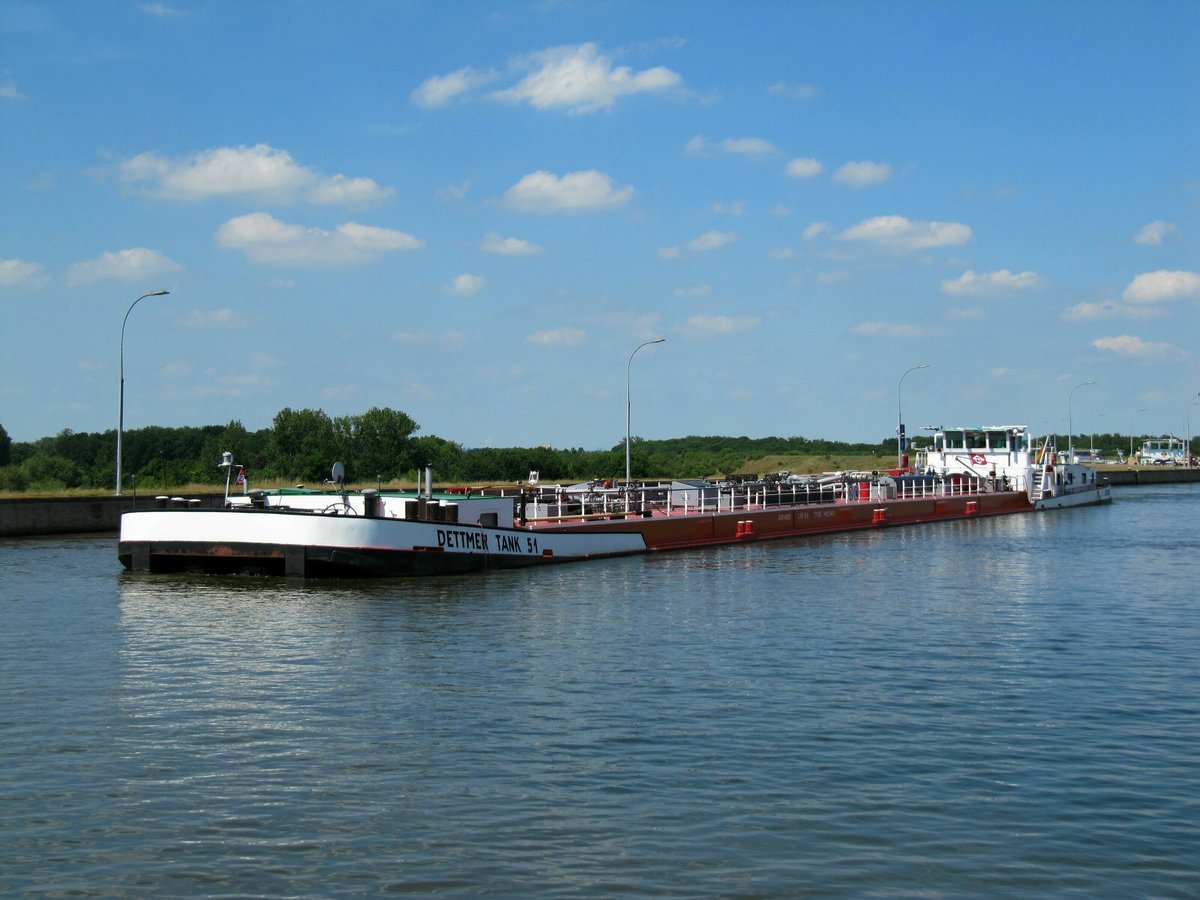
[0,493,225,537]
[1100,468,1200,486]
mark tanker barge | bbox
[119,424,1110,578]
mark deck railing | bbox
[524,471,1031,524]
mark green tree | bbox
[342,407,419,482]
[268,408,337,482]
[0,422,11,466]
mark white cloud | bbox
[119,144,394,205]
[491,43,681,113]
[1092,335,1188,360]
[0,78,26,101]
[712,200,746,216]
[851,321,926,338]
[308,174,394,205]
[660,231,737,259]
[140,3,185,16]
[840,215,971,250]
[768,81,820,100]
[674,284,712,299]
[411,67,493,108]
[785,157,822,178]
[448,273,485,296]
[503,170,633,213]
[0,258,49,288]
[687,231,737,252]
[527,327,586,347]
[686,135,779,158]
[832,161,894,187]
[180,308,241,328]
[481,232,544,255]
[803,222,830,240]
[941,269,1045,295]
[65,248,181,285]
[215,212,424,265]
[1122,270,1200,303]
[1133,220,1177,246]
[1062,301,1122,321]
[684,314,759,336]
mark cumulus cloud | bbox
[527,327,586,347]
[491,43,681,113]
[1062,301,1122,321]
[503,170,633,213]
[785,157,823,178]
[851,321,926,338]
[688,231,737,252]
[832,161,893,187]
[119,144,394,205]
[1133,221,1177,246]
[447,273,485,296]
[659,231,737,259]
[0,258,49,288]
[140,3,185,16]
[1121,270,1200,303]
[803,222,831,240]
[684,314,759,336]
[215,212,424,265]
[180,308,242,328]
[1092,335,1188,360]
[768,81,820,100]
[0,78,26,101]
[411,67,494,108]
[841,215,970,250]
[66,248,181,285]
[941,269,1045,295]
[481,232,544,255]
[686,135,779,158]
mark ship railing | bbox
[530,469,1035,522]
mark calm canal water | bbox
[2,485,1197,897]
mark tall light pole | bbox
[897,364,929,470]
[1130,408,1147,462]
[1067,380,1095,463]
[116,290,170,496]
[626,338,665,494]
[1188,393,1200,469]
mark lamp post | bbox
[1130,408,1147,462]
[1188,393,1200,469]
[625,338,665,497]
[897,364,929,470]
[116,290,170,496]
[1067,380,1095,463]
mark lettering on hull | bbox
[436,528,539,555]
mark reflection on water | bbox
[2,486,1198,895]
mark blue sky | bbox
[2,1,1198,451]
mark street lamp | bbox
[625,338,666,497]
[1188,393,1200,469]
[1130,408,1147,462]
[1067,380,1095,463]
[116,290,170,496]
[897,364,929,470]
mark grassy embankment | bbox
[0,454,897,500]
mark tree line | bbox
[0,410,1144,493]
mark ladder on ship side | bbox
[1031,435,1053,501]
